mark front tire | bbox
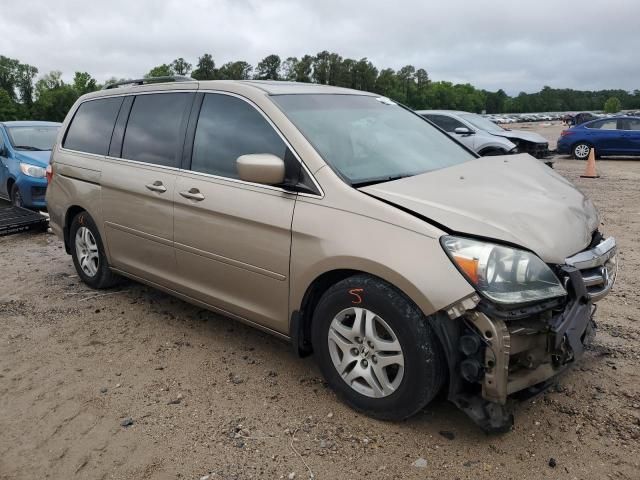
[311,275,445,420]
[69,211,119,289]
[573,142,591,160]
[10,183,24,208]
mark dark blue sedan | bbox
[557,116,640,159]
[0,121,61,208]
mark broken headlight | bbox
[441,236,566,304]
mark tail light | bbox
[560,130,574,137]
[46,164,54,183]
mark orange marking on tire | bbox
[349,288,363,304]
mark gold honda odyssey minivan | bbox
[46,78,616,432]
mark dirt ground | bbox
[1,123,639,480]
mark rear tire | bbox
[573,142,591,160]
[69,211,119,289]
[311,274,445,421]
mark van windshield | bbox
[271,94,474,186]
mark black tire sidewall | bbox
[69,212,114,289]
[10,184,23,207]
[312,275,444,420]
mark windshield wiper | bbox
[14,145,45,151]
[352,174,413,188]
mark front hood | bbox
[492,129,548,144]
[360,154,599,264]
[14,150,51,168]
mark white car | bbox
[418,110,551,159]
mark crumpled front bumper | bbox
[441,236,617,432]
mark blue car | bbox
[557,116,640,160]
[0,121,61,209]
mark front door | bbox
[586,118,623,154]
[101,92,194,288]
[173,92,297,333]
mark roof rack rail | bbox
[103,76,195,90]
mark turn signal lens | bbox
[452,254,479,284]
[46,164,53,183]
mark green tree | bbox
[374,68,400,99]
[145,64,174,78]
[351,58,378,92]
[192,53,216,80]
[255,54,281,80]
[0,89,18,120]
[0,56,20,100]
[31,84,78,121]
[217,61,252,80]
[171,57,192,76]
[281,57,298,81]
[72,72,98,95]
[312,51,331,84]
[604,96,621,113]
[15,63,38,107]
[293,55,313,82]
[35,71,64,99]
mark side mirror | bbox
[237,153,285,185]
[454,127,473,135]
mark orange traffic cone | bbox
[580,147,599,178]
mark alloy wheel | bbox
[75,226,100,277]
[574,144,590,159]
[327,307,405,398]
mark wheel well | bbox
[478,147,505,156]
[291,269,361,356]
[63,206,86,253]
[6,177,15,193]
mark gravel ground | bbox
[1,124,639,479]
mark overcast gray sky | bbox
[3,0,638,94]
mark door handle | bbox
[179,188,205,201]
[145,181,167,193]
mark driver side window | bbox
[425,114,466,132]
[191,94,287,179]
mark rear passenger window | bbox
[626,119,640,131]
[63,97,123,155]
[587,119,618,130]
[122,93,192,167]
[191,94,286,178]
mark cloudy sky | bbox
[3,0,639,94]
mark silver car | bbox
[418,110,551,159]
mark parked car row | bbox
[43,78,616,432]
[418,110,551,159]
[0,121,61,209]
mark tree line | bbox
[2,52,639,123]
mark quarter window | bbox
[63,97,123,155]
[191,94,287,178]
[122,93,192,167]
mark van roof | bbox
[88,79,374,98]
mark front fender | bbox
[289,200,475,320]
